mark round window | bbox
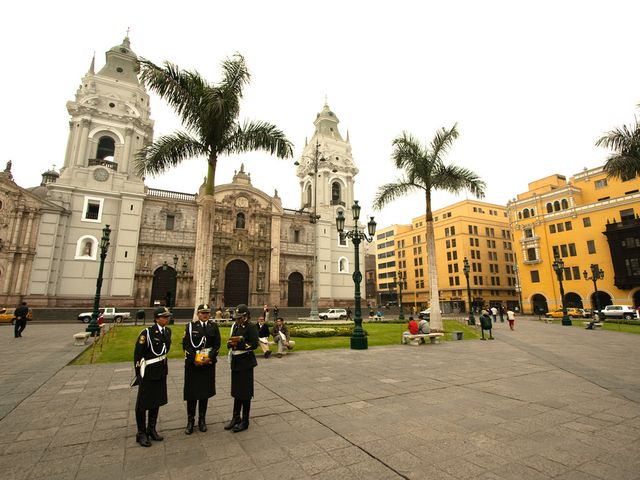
[109,102,115,108]
[116,67,123,73]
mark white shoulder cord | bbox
[188,322,206,349]
[146,327,167,356]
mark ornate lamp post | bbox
[463,257,475,325]
[336,201,376,350]
[398,271,405,320]
[86,224,111,336]
[552,256,572,326]
[583,264,604,319]
[295,141,325,320]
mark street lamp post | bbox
[398,271,405,320]
[583,264,604,319]
[552,256,572,326]
[463,257,475,325]
[86,225,112,336]
[336,201,376,350]
[295,141,325,320]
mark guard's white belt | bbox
[231,350,250,356]
[145,354,167,365]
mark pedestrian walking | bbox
[273,305,279,318]
[480,310,494,340]
[507,309,516,330]
[346,307,352,320]
[182,304,221,434]
[13,301,29,338]
[262,304,269,322]
[490,306,498,323]
[133,307,172,447]
[499,304,505,322]
[224,304,258,433]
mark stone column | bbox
[76,119,91,166]
[121,126,134,173]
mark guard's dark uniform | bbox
[182,305,220,434]
[224,304,258,433]
[133,309,172,447]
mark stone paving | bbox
[0,318,639,479]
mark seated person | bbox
[271,317,293,358]
[215,308,223,320]
[418,317,430,334]
[402,317,419,343]
[256,316,272,358]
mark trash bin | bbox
[453,331,463,341]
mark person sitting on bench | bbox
[402,317,419,344]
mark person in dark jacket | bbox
[256,316,272,358]
[133,307,172,447]
[13,302,29,338]
[182,304,221,434]
[480,310,494,340]
[224,304,258,433]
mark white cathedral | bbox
[0,37,364,309]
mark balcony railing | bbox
[88,158,118,171]
[147,188,196,202]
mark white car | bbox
[600,305,638,320]
[418,308,442,320]
[318,308,348,320]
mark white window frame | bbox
[75,235,98,260]
[338,256,350,273]
[82,196,105,223]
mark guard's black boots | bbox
[224,416,241,430]
[232,419,249,433]
[185,416,195,435]
[147,418,164,441]
[136,432,151,447]
[198,416,207,432]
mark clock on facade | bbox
[93,168,109,182]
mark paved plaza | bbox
[0,318,638,479]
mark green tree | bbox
[373,125,485,332]
[135,54,293,306]
[596,106,640,180]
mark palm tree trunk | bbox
[193,155,217,315]
[425,191,443,332]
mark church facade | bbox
[10,37,362,309]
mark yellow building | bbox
[507,166,640,314]
[374,200,519,314]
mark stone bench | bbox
[402,333,444,345]
[73,332,91,346]
[583,321,603,330]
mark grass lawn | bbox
[546,318,640,334]
[71,319,480,365]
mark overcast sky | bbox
[2,0,639,228]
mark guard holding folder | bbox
[133,307,172,447]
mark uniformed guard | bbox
[183,303,221,434]
[224,304,258,433]
[133,307,172,447]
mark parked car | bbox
[0,307,33,324]
[318,308,348,320]
[600,305,639,320]
[545,308,586,319]
[78,307,131,323]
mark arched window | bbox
[305,184,312,207]
[553,201,560,211]
[331,182,341,203]
[235,213,245,229]
[518,212,522,220]
[96,136,116,160]
[546,203,553,213]
[561,199,569,209]
[523,209,530,219]
[529,208,535,217]
[338,256,349,273]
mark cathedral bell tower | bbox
[296,102,360,307]
[29,37,153,305]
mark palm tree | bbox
[373,125,485,332]
[135,54,293,307]
[596,107,640,180]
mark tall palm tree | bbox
[373,125,485,332]
[596,106,640,180]
[135,54,293,307]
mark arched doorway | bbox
[531,294,548,315]
[564,292,583,308]
[224,260,249,307]
[590,291,612,311]
[150,267,177,307]
[633,290,640,308]
[287,272,304,307]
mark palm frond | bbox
[430,124,459,164]
[603,154,640,178]
[372,179,421,210]
[432,164,487,198]
[391,132,424,170]
[134,131,205,177]
[223,120,294,158]
[596,117,640,179]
